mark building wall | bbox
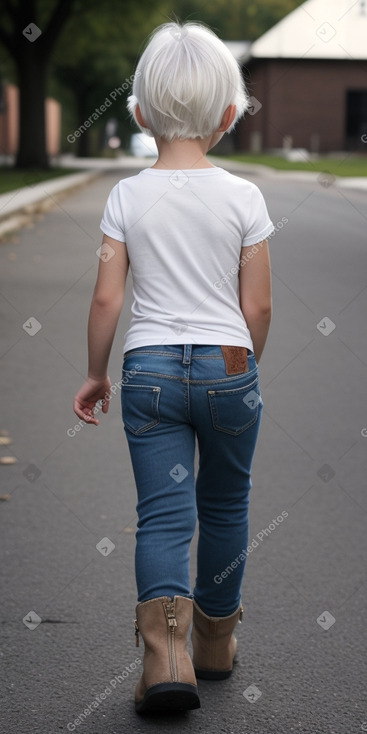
[238,59,367,152]
[0,83,61,157]
[0,84,19,155]
[46,98,61,157]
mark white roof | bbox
[251,0,367,60]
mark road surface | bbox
[0,164,366,734]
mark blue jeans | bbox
[121,344,263,617]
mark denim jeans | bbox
[121,344,263,617]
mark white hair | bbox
[127,21,249,141]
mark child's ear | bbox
[135,104,148,129]
[218,105,236,132]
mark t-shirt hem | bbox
[241,221,275,248]
[99,223,125,242]
[123,334,254,353]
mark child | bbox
[74,20,274,714]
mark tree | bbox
[0,0,171,166]
[0,0,76,168]
[53,0,170,158]
[172,0,304,40]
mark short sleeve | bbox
[241,185,274,248]
[100,183,125,242]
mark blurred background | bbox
[1,0,366,180]
[0,0,367,184]
[0,0,300,166]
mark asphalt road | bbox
[1,164,367,734]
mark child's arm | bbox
[239,239,272,364]
[73,235,129,425]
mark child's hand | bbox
[73,376,112,426]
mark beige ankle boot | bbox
[134,595,200,712]
[191,599,243,679]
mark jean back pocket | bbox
[121,384,161,435]
[208,377,262,435]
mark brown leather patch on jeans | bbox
[220,346,249,375]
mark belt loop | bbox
[182,344,192,364]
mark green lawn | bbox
[0,168,83,195]
[221,154,367,177]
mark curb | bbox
[0,170,101,239]
[209,156,367,191]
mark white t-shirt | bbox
[100,167,274,353]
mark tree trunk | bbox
[15,53,49,169]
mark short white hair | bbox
[127,21,249,141]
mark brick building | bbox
[228,0,367,153]
[0,83,61,157]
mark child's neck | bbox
[151,135,216,170]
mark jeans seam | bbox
[124,350,183,358]
[122,370,258,385]
[124,351,254,360]
[186,362,191,421]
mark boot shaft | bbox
[191,599,243,678]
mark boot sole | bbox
[135,682,201,713]
[194,667,233,680]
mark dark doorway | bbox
[345,90,367,150]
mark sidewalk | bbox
[1,152,366,238]
[0,170,100,238]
